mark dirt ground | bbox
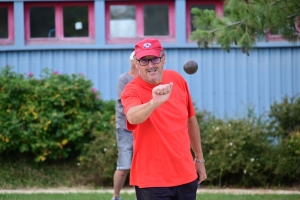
[0,187,299,195]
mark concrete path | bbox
[0,188,299,195]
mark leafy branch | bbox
[190,0,300,55]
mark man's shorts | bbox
[116,128,133,170]
[135,178,198,200]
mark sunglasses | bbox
[136,54,165,66]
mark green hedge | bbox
[196,98,300,187]
[0,66,115,162]
[0,66,299,187]
[197,110,277,187]
[268,95,300,185]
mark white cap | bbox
[129,51,135,61]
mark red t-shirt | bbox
[121,70,197,188]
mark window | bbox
[105,1,175,44]
[186,0,223,42]
[266,20,300,42]
[24,2,94,44]
[266,28,285,42]
[0,2,14,45]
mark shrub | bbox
[197,93,300,187]
[268,94,300,185]
[78,100,118,186]
[0,66,111,162]
[0,67,30,154]
[269,94,300,138]
[1,65,299,187]
[273,130,300,185]
[197,110,273,187]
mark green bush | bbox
[269,94,300,138]
[0,67,30,154]
[0,66,113,162]
[273,130,300,185]
[197,94,300,187]
[1,66,299,188]
[197,109,273,187]
[78,100,118,186]
[268,94,300,185]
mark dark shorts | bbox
[135,179,198,200]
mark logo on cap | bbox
[143,43,152,48]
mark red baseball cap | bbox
[134,38,164,59]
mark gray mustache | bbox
[146,67,158,72]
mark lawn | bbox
[0,193,299,200]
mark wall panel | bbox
[1,47,299,119]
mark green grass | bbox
[0,193,299,200]
[0,156,98,189]
[196,194,300,200]
[1,156,299,200]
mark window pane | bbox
[110,5,136,38]
[270,28,281,35]
[0,7,8,38]
[190,5,215,32]
[144,5,169,36]
[30,7,55,38]
[63,6,89,37]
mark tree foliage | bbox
[190,0,300,55]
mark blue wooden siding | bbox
[1,0,300,119]
[1,47,299,119]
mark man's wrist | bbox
[194,158,205,163]
[149,99,161,108]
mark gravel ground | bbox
[0,188,299,195]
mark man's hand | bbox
[151,82,173,106]
[126,82,173,125]
[195,162,207,184]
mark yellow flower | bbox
[38,155,46,162]
[33,112,38,119]
[62,139,68,145]
[56,142,63,149]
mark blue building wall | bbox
[0,0,300,119]
[1,47,299,119]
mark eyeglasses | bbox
[136,54,164,66]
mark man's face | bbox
[136,53,166,85]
